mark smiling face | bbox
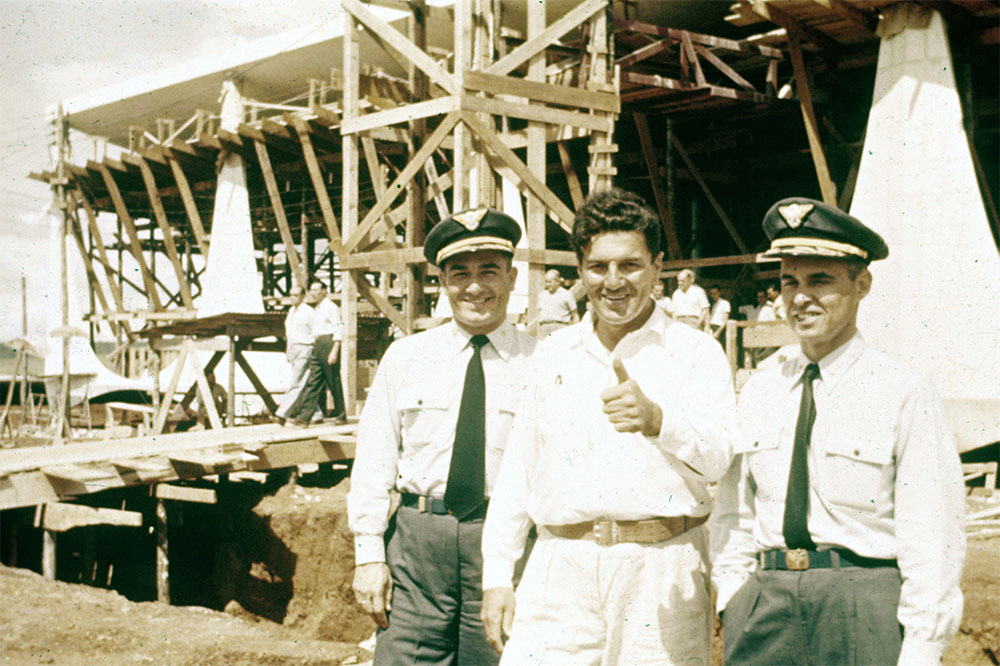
[306,282,327,305]
[440,250,517,335]
[579,231,662,349]
[544,270,562,293]
[780,256,871,362]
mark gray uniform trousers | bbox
[374,505,497,666]
[723,566,903,666]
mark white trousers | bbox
[275,343,312,418]
[500,524,711,666]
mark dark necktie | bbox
[783,363,820,550]
[445,334,489,519]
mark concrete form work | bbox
[19,0,1000,514]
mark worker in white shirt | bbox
[710,197,965,666]
[537,269,579,337]
[274,285,313,423]
[286,281,345,425]
[708,285,731,341]
[481,188,736,664]
[670,268,709,329]
[348,208,536,665]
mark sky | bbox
[0,0,345,345]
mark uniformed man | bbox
[481,188,736,664]
[347,208,536,665]
[710,197,966,666]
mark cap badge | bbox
[452,208,488,231]
[778,202,813,229]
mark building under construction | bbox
[5,0,999,607]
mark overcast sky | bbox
[0,0,344,344]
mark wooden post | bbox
[406,0,428,331]
[342,9,360,415]
[227,335,237,427]
[155,498,170,603]
[56,104,72,441]
[526,0,547,336]
[788,35,837,205]
[42,529,57,580]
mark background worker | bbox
[710,198,965,666]
[348,208,536,665]
[273,284,312,424]
[537,268,579,337]
[670,268,709,329]
[286,281,345,425]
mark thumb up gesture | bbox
[600,357,663,437]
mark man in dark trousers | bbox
[711,198,965,666]
[347,208,535,664]
[286,280,345,425]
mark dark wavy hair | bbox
[570,187,662,260]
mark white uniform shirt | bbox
[482,307,736,589]
[710,333,965,665]
[347,320,536,565]
[312,298,344,341]
[537,287,577,324]
[284,303,315,348]
[709,298,731,328]
[670,284,709,318]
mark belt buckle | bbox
[417,496,427,513]
[785,548,810,570]
[592,519,617,546]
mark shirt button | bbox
[853,448,861,456]
[753,441,759,448]
[417,399,423,406]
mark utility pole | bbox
[52,104,72,441]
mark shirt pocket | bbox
[396,385,450,450]
[742,425,787,504]
[817,438,893,513]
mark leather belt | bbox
[544,514,707,546]
[759,548,898,571]
[400,493,488,520]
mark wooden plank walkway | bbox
[0,423,356,510]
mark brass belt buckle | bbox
[593,519,617,546]
[785,548,810,570]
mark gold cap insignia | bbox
[452,208,489,231]
[778,202,813,229]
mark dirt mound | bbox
[244,476,376,644]
[0,564,364,666]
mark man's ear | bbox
[856,267,872,299]
[652,251,664,273]
[507,264,518,283]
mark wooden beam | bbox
[350,271,408,331]
[461,93,611,132]
[153,347,188,435]
[680,31,707,87]
[343,111,460,253]
[254,140,308,287]
[289,116,342,250]
[232,349,279,414]
[135,157,195,308]
[487,0,607,76]
[461,110,575,234]
[155,499,169,602]
[788,36,837,205]
[749,0,843,53]
[341,95,458,135]
[40,502,143,532]
[66,206,117,337]
[692,44,756,91]
[342,0,457,95]
[810,0,878,34]
[343,8,361,416]
[155,484,217,504]
[615,18,785,59]
[634,112,681,259]
[463,70,619,113]
[616,37,674,68]
[166,157,210,255]
[98,164,163,310]
[557,141,585,209]
[669,134,751,255]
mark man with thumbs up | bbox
[481,188,736,664]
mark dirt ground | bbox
[0,478,996,665]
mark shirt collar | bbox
[577,303,671,358]
[448,319,516,361]
[792,331,865,390]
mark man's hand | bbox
[600,357,663,437]
[352,562,393,628]
[481,587,516,654]
[327,342,341,365]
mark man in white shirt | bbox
[274,285,313,422]
[670,268,709,329]
[708,285,731,341]
[537,269,579,336]
[710,197,965,666]
[766,283,786,320]
[739,289,769,322]
[651,280,672,315]
[348,208,536,665]
[285,281,345,424]
[481,188,736,664]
